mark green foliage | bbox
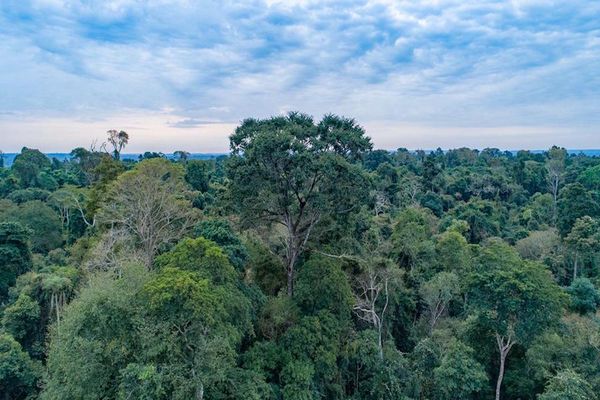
[577,164,600,191]
[392,206,437,271]
[450,198,503,243]
[5,131,600,400]
[467,240,566,345]
[527,314,600,394]
[2,200,64,253]
[0,333,40,400]
[432,340,488,400]
[564,216,600,280]
[1,293,40,354]
[538,370,597,400]
[345,330,413,400]
[567,277,600,314]
[99,158,196,267]
[420,272,460,332]
[435,228,472,275]
[557,183,599,236]
[185,159,213,192]
[118,363,166,400]
[0,222,32,301]
[294,254,353,321]
[247,237,285,295]
[156,237,236,282]
[193,219,248,271]
[7,187,50,204]
[42,265,148,400]
[257,295,299,340]
[227,112,372,295]
[11,147,52,188]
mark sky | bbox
[0,0,599,153]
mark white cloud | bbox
[0,0,599,151]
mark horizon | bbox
[1,1,599,150]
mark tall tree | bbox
[420,272,460,333]
[467,240,566,400]
[99,158,196,268]
[227,112,372,295]
[352,256,401,360]
[546,146,566,224]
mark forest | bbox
[0,113,599,400]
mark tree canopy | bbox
[0,120,599,400]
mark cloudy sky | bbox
[0,0,599,152]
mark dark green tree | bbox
[0,222,32,301]
[0,334,40,400]
[557,183,599,236]
[567,277,600,314]
[539,370,596,400]
[432,340,488,400]
[11,147,51,188]
[467,240,566,400]
[227,112,372,295]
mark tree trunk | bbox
[285,220,300,297]
[287,263,294,297]
[495,351,506,400]
[495,334,514,400]
[573,254,579,281]
[552,177,559,226]
[377,322,383,360]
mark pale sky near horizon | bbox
[1,1,599,153]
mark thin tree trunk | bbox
[495,334,514,400]
[378,279,389,360]
[287,264,294,296]
[552,177,559,226]
[495,352,506,400]
[573,253,579,281]
[285,240,298,296]
[377,320,383,360]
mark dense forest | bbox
[1,114,599,400]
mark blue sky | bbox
[0,0,599,152]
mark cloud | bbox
[168,118,232,128]
[0,0,599,150]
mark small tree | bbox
[538,370,596,400]
[420,272,460,333]
[106,130,129,160]
[352,257,401,360]
[432,340,488,400]
[546,146,566,224]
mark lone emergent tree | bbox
[106,130,129,160]
[227,112,372,296]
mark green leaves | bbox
[432,340,488,400]
[227,112,372,295]
[539,370,597,400]
[0,334,40,400]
